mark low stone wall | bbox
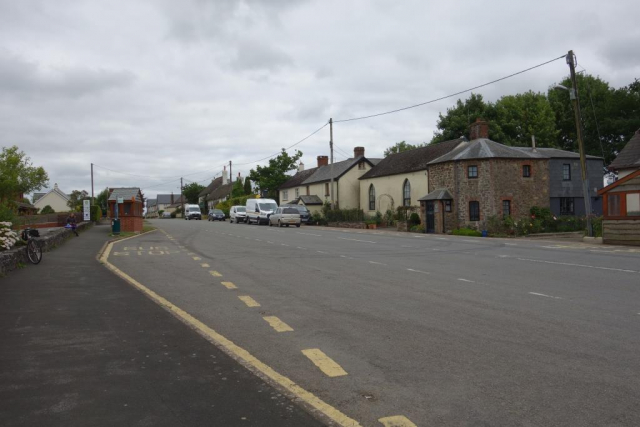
[327,222,366,229]
[13,213,87,229]
[603,219,640,246]
[525,231,583,240]
[0,222,92,276]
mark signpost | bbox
[83,200,91,221]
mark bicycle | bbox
[21,228,43,265]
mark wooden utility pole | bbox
[567,50,593,236]
[329,118,335,209]
[229,161,233,184]
[90,163,94,206]
[180,177,183,204]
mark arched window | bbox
[369,184,376,211]
[403,179,411,206]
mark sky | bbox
[1,0,638,200]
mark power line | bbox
[578,65,606,160]
[334,54,566,123]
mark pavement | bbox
[0,224,325,427]
[106,219,640,426]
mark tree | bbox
[232,178,245,197]
[548,74,640,163]
[67,190,88,211]
[40,205,55,214]
[244,178,252,195]
[492,91,559,147]
[383,141,424,157]
[183,182,205,204]
[0,145,48,203]
[248,149,303,201]
[96,187,109,212]
[431,93,493,143]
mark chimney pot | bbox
[317,156,329,167]
[298,162,305,172]
[531,135,537,152]
[469,118,489,140]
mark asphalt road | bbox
[110,219,640,426]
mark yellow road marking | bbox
[99,239,361,427]
[378,416,417,427]
[238,296,260,307]
[221,281,237,289]
[201,263,210,268]
[302,349,347,377]
[188,252,195,256]
[209,271,222,277]
[192,256,201,261]
[263,316,293,332]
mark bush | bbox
[90,205,101,221]
[158,209,164,216]
[383,209,395,226]
[452,227,482,237]
[40,205,55,214]
[395,205,417,222]
[0,221,19,250]
[410,224,425,233]
[409,212,421,225]
[311,211,326,225]
[321,202,365,222]
[0,202,16,223]
[170,210,177,218]
[487,215,515,236]
[374,211,383,225]
[591,216,603,237]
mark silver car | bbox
[269,207,301,228]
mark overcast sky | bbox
[2,0,638,199]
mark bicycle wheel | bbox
[27,239,42,265]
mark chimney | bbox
[54,183,59,190]
[317,156,329,167]
[171,192,174,204]
[237,172,241,182]
[531,135,537,152]
[469,118,489,140]
[298,162,305,172]
[354,147,365,158]
[222,166,228,185]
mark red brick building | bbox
[108,188,144,233]
[419,120,550,233]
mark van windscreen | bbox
[259,203,277,211]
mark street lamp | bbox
[553,51,593,236]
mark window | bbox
[358,161,366,170]
[306,186,310,196]
[468,165,478,179]
[403,180,411,206]
[282,190,288,201]
[325,183,330,196]
[469,201,480,221]
[502,200,511,218]
[368,185,376,211]
[563,164,571,181]
[560,197,574,215]
[626,193,640,216]
[523,165,531,177]
[295,188,299,198]
[124,203,131,215]
[445,200,452,212]
[608,194,620,216]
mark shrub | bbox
[40,205,55,214]
[591,216,603,237]
[90,205,101,221]
[0,221,19,251]
[452,227,482,237]
[311,211,326,225]
[321,202,365,222]
[158,210,164,216]
[395,205,417,222]
[374,211,383,225]
[383,209,395,226]
[409,212,421,225]
[170,210,177,218]
[487,215,515,236]
[410,224,425,233]
[0,202,15,223]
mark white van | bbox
[184,204,202,220]
[246,198,278,225]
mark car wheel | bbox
[269,221,272,227]
[278,220,282,228]
[286,224,290,227]
[296,224,301,228]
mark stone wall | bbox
[327,222,366,229]
[0,222,92,276]
[602,220,640,246]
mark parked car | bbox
[230,205,246,223]
[184,204,202,220]
[208,209,226,221]
[246,198,278,225]
[281,204,311,224]
[162,211,172,218]
[269,207,301,227]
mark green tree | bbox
[232,178,245,197]
[248,149,303,201]
[96,187,109,212]
[243,178,252,195]
[182,182,205,204]
[492,91,559,147]
[548,74,640,163]
[40,205,55,214]
[0,145,49,203]
[431,93,494,143]
[67,190,88,211]
[383,141,424,157]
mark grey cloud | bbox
[230,39,293,72]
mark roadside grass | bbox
[107,221,156,239]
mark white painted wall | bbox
[34,191,69,212]
[359,170,429,214]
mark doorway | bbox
[426,201,435,233]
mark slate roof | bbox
[279,168,318,190]
[147,199,157,207]
[199,177,223,197]
[428,138,547,165]
[418,188,453,201]
[359,138,466,179]
[208,182,233,201]
[156,194,182,205]
[609,129,640,171]
[32,193,46,203]
[512,147,601,160]
[302,157,381,185]
[108,188,143,202]
[299,195,324,205]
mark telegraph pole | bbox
[180,177,183,203]
[229,161,233,184]
[329,118,335,209]
[90,163,94,206]
[566,50,593,236]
